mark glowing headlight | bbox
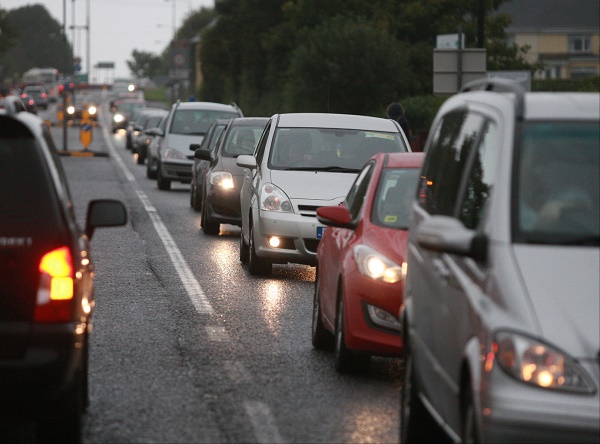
[163,147,187,160]
[67,105,75,115]
[209,171,234,189]
[88,106,97,115]
[260,183,292,212]
[113,113,124,123]
[495,331,594,393]
[353,245,404,283]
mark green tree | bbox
[127,50,165,80]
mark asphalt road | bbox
[2,103,403,443]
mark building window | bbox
[570,67,598,79]
[568,35,591,53]
[544,65,562,79]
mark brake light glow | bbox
[34,247,74,322]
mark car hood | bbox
[166,133,204,153]
[270,170,356,201]
[221,156,245,176]
[512,244,600,359]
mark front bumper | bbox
[205,182,243,226]
[161,159,193,182]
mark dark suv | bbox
[0,112,127,441]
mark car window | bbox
[417,110,486,216]
[255,120,272,165]
[223,126,265,157]
[459,121,500,230]
[269,128,405,170]
[209,125,226,151]
[345,160,375,220]
[372,168,421,229]
[513,121,599,244]
[169,109,240,135]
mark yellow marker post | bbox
[80,117,93,150]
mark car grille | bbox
[297,205,321,217]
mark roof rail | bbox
[460,77,526,120]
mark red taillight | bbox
[34,246,74,322]
[42,93,47,98]
[21,93,26,98]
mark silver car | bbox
[237,112,410,275]
[401,79,600,443]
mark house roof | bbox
[497,0,600,33]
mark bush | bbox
[402,95,447,133]
[533,76,600,92]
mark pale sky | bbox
[1,0,215,80]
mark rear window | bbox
[169,109,241,135]
[0,123,62,235]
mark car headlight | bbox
[113,113,124,123]
[88,106,97,115]
[67,105,75,115]
[163,147,187,160]
[209,171,234,189]
[494,331,595,393]
[353,244,405,283]
[260,183,292,212]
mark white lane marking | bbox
[244,401,285,444]
[101,122,213,314]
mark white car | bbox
[156,101,243,190]
[236,112,411,275]
[401,79,600,443]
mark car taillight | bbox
[34,246,74,322]
[42,93,47,98]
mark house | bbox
[497,0,600,79]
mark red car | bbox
[312,152,425,372]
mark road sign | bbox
[80,118,93,149]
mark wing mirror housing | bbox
[85,199,128,240]
[194,148,213,161]
[236,154,257,170]
[316,205,356,230]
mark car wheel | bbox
[334,292,370,372]
[400,334,442,443]
[201,197,220,235]
[248,223,271,276]
[136,152,145,165]
[157,164,171,190]
[239,231,249,265]
[191,181,202,212]
[312,267,333,350]
[461,383,479,444]
[146,156,157,179]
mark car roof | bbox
[172,101,241,112]
[524,93,600,120]
[383,152,426,168]
[275,113,400,131]
[228,117,269,126]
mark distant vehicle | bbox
[313,152,424,373]
[0,111,127,442]
[22,85,48,110]
[236,112,411,275]
[131,109,169,164]
[0,95,32,115]
[112,98,147,132]
[194,117,269,234]
[401,79,600,443]
[22,67,59,102]
[145,113,170,180]
[155,101,244,191]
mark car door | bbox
[409,109,487,412]
[320,161,376,327]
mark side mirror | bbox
[85,199,128,240]
[415,215,487,262]
[316,205,356,230]
[236,154,257,170]
[195,148,212,161]
[190,143,201,151]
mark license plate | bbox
[316,226,326,239]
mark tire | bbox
[334,292,370,372]
[136,152,144,165]
[201,197,220,235]
[191,181,202,212]
[157,164,171,190]
[312,267,334,350]
[400,336,442,443]
[248,223,271,275]
[239,231,249,265]
[461,384,479,444]
[147,156,157,179]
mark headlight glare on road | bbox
[209,171,234,189]
[353,245,403,283]
[494,331,594,393]
[260,183,292,212]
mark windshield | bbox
[169,109,240,135]
[269,127,406,171]
[514,121,599,245]
[372,168,420,229]
[222,125,265,157]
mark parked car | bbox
[190,119,229,211]
[146,113,169,180]
[0,112,127,441]
[236,112,411,275]
[156,101,243,191]
[312,152,424,372]
[195,117,269,234]
[401,79,600,443]
[112,98,146,132]
[131,109,168,164]
[22,85,48,109]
